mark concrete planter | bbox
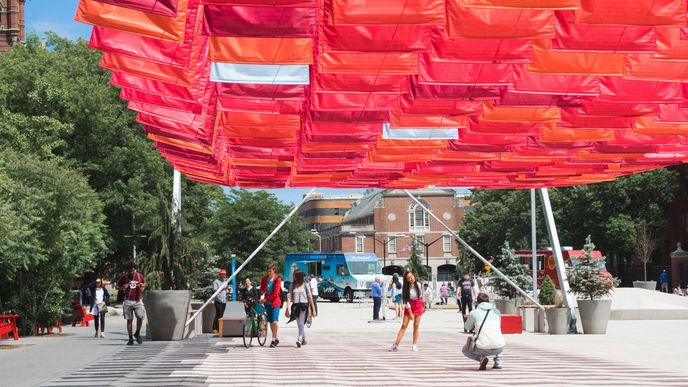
[633,281,657,291]
[544,308,569,335]
[144,290,191,341]
[190,300,216,334]
[577,299,612,334]
[494,299,518,315]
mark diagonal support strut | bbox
[185,187,318,327]
[402,189,544,310]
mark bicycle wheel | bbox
[306,314,312,328]
[256,313,268,346]
[242,315,253,348]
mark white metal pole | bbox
[172,169,182,232]
[531,189,538,299]
[402,190,544,309]
[539,188,578,333]
[185,187,318,327]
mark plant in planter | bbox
[566,236,620,334]
[633,222,657,290]
[491,241,532,315]
[539,275,568,334]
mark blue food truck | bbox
[283,253,384,303]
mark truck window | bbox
[336,264,349,276]
[308,261,322,277]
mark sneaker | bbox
[269,340,276,348]
[211,329,218,334]
[94,331,99,338]
[301,339,307,346]
[127,338,134,345]
[99,332,106,338]
[493,364,503,370]
[272,339,279,348]
[296,339,302,348]
[389,343,398,352]
[134,332,142,344]
[412,345,418,352]
[479,356,489,371]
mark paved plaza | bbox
[2,302,687,386]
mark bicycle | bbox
[243,303,267,348]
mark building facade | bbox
[297,192,363,232]
[320,189,468,281]
[0,0,24,52]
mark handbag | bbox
[97,302,108,314]
[465,309,491,352]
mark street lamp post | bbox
[405,234,445,268]
[124,214,147,261]
[310,229,322,252]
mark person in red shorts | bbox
[260,263,282,348]
[389,271,424,352]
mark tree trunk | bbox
[643,262,647,282]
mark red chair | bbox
[37,320,63,335]
[0,314,20,341]
[71,300,94,327]
[501,314,523,334]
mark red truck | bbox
[515,249,607,288]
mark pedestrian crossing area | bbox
[43,329,688,386]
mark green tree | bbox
[0,150,106,333]
[206,189,313,280]
[406,244,430,281]
[567,236,620,300]
[491,241,532,300]
[538,275,557,305]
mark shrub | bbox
[566,236,620,300]
[538,275,557,305]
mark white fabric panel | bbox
[382,123,459,140]
[210,63,310,85]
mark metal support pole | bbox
[185,187,317,327]
[403,190,544,310]
[172,169,182,233]
[531,189,538,299]
[539,188,578,333]
[231,255,237,301]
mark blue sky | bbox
[24,1,469,204]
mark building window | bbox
[443,235,452,253]
[356,235,365,253]
[409,201,430,231]
[389,236,397,254]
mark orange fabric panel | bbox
[222,112,300,130]
[368,153,436,162]
[435,151,501,161]
[654,28,688,61]
[447,4,555,39]
[148,133,212,154]
[527,40,625,75]
[375,139,448,149]
[632,116,688,135]
[576,151,643,161]
[540,128,615,142]
[100,52,195,86]
[624,54,688,82]
[460,0,579,9]
[481,101,561,122]
[232,159,294,168]
[318,52,419,75]
[390,112,468,128]
[501,154,568,163]
[75,0,189,42]
[208,37,313,64]
[331,0,445,25]
[576,0,686,27]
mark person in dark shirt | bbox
[460,274,476,332]
[115,260,146,345]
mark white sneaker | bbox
[99,332,106,338]
[412,345,418,352]
[389,343,398,352]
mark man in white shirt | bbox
[212,269,229,334]
[309,274,319,314]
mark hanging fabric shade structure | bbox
[74,0,688,189]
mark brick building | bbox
[0,0,24,52]
[320,189,468,281]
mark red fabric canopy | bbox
[75,0,688,188]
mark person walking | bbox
[260,263,282,348]
[389,273,403,319]
[390,271,424,352]
[309,274,319,315]
[285,270,317,347]
[439,282,449,305]
[659,270,670,293]
[462,293,506,370]
[212,269,229,334]
[372,276,382,320]
[460,274,476,331]
[86,278,110,338]
[115,260,146,345]
[448,283,456,303]
[423,283,433,309]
